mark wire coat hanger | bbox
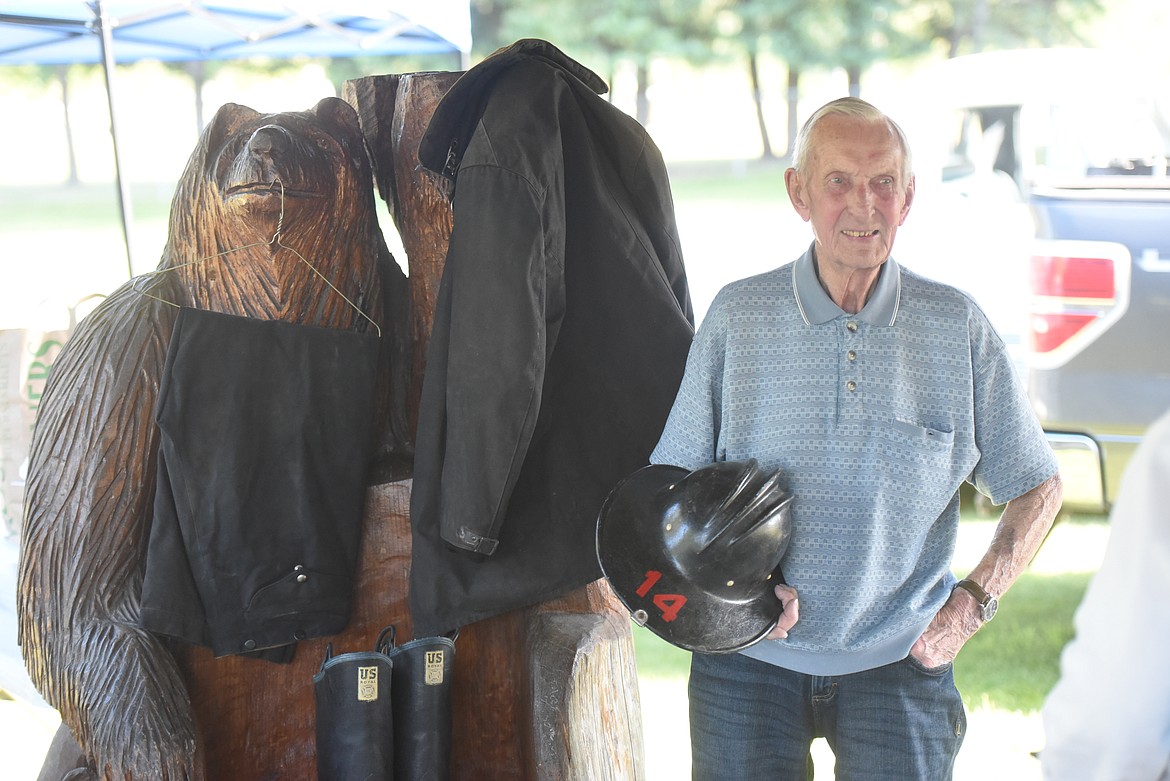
[132,179,382,338]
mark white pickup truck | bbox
[903,48,1170,515]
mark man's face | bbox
[785,115,915,278]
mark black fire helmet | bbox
[595,459,794,654]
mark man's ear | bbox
[899,174,916,225]
[785,168,811,222]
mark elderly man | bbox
[650,97,1063,780]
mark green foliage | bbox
[717,0,834,65]
[828,0,931,69]
[912,0,1106,56]
[0,62,97,92]
[489,0,719,70]
[470,0,1108,78]
[467,0,1105,158]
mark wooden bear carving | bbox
[18,96,410,780]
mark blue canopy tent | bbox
[0,1,472,273]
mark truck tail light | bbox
[1028,241,1130,365]
[1029,255,1114,352]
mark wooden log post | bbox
[341,72,458,427]
[341,72,647,780]
[176,484,417,778]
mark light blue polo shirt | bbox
[650,246,1058,676]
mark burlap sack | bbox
[0,328,71,535]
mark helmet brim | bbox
[596,464,785,654]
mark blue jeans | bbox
[688,652,966,781]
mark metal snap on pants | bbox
[140,307,379,659]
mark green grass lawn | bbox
[954,570,1089,711]
[3,170,1105,721]
[1,155,788,233]
[666,158,791,203]
[1,182,173,229]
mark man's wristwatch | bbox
[954,578,998,623]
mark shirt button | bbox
[846,321,858,332]
[847,350,857,361]
[846,380,857,392]
[243,639,256,650]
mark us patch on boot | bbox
[358,664,380,701]
[424,651,445,685]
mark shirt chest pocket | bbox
[880,419,957,485]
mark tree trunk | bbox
[847,64,862,98]
[185,60,207,134]
[56,65,79,186]
[347,71,646,780]
[748,52,774,160]
[635,63,650,127]
[785,66,801,159]
[972,0,989,51]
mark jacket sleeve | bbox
[423,160,560,555]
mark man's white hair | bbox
[792,97,913,181]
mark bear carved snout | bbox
[222,122,333,203]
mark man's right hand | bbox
[766,584,800,640]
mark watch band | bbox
[954,578,997,622]
[954,578,990,603]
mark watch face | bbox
[982,598,998,622]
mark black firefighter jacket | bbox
[408,39,696,636]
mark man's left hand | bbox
[910,589,982,668]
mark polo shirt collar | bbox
[792,244,901,327]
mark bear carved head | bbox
[159,97,391,337]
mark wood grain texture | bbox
[344,72,460,431]
[346,70,645,781]
[22,70,645,781]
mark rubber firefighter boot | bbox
[313,628,396,781]
[384,627,457,781]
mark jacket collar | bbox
[792,244,901,327]
[418,39,608,179]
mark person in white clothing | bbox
[1041,407,1170,780]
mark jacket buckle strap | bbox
[456,526,499,555]
[443,139,459,178]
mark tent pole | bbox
[93,0,135,277]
